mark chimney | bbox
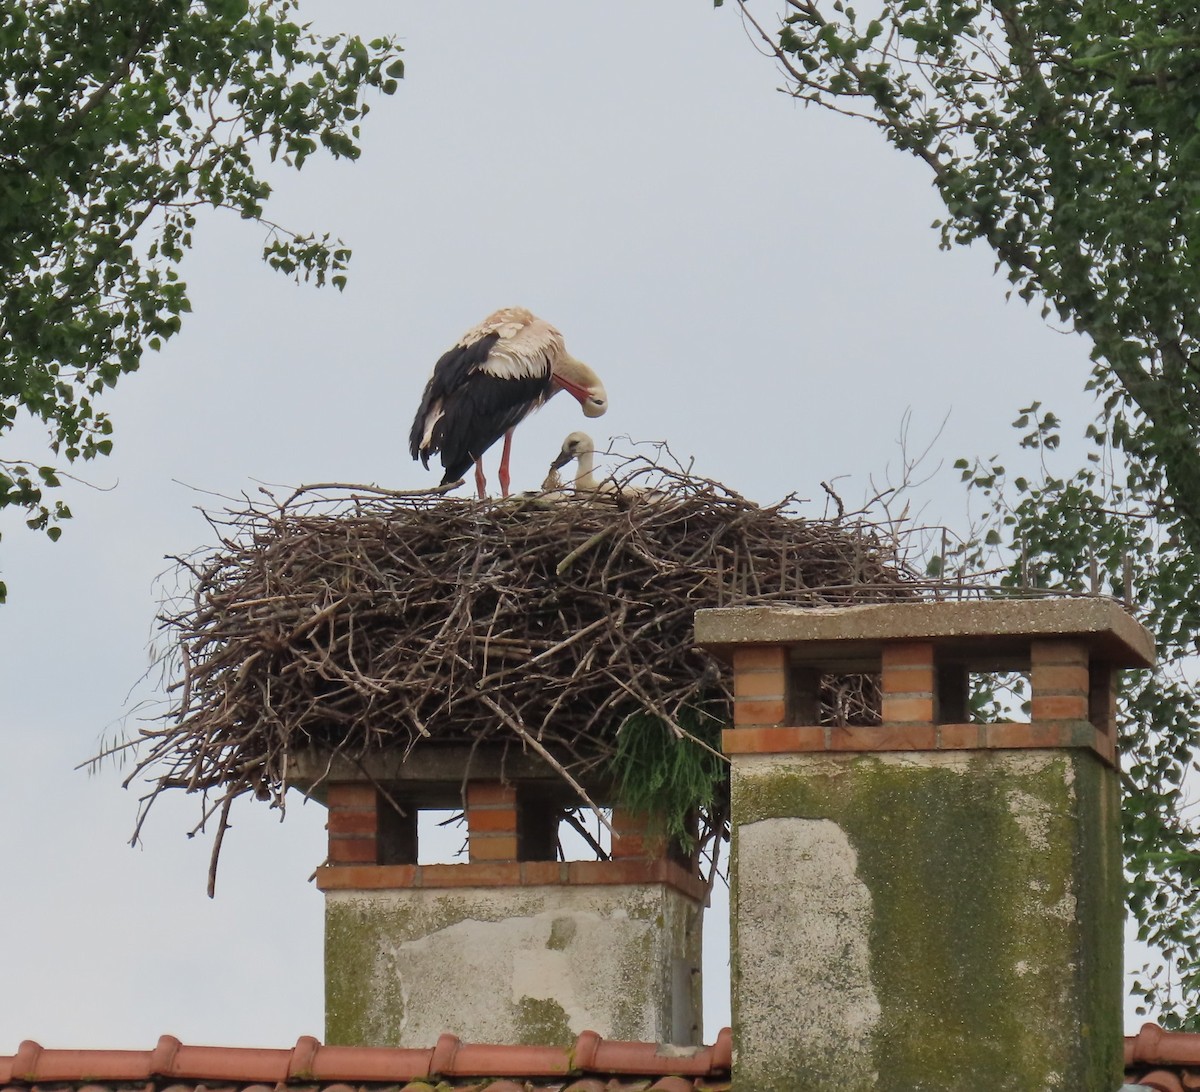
[289,744,705,1047]
[695,598,1153,1090]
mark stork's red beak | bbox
[553,375,607,418]
[551,354,607,418]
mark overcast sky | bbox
[0,1,1135,1052]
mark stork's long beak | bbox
[552,357,608,418]
[550,448,574,471]
[554,375,607,418]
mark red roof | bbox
[0,1031,732,1092]
[5,1023,1200,1090]
[1126,1023,1200,1091]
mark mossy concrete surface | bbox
[730,750,1122,1091]
[325,883,702,1047]
[695,598,1155,668]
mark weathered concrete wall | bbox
[730,750,1122,1092]
[325,883,703,1047]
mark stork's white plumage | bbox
[550,431,603,492]
[409,308,607,498]
[549,432,659,501]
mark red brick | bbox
[315,864,418,891]
[610,810,647,856]
[1030,693,1088,721]
[327,809,378,835]
[880,664,935,695]
[830,725,937,751]
[1097,730,1118,767]
[520,860,567,885]
[563,859,707,901]
[880,695,934,723]
[611,833,647,859]
[938,723,985,749]
[1030,638,1088,668]
[469,834,519,862]
[421,861,522,887]
[612,806,671,859]
[466,781,517,807]
[732,646,787,672]
[569,859,660,886]
[722,726,827,754]
[732,697,786,726]
[466,807,518,833]
[1032,663,1090,693]
[326,782,377,809]
[733,670,787,699]
[984,721,1071,749]
[328,836,377,864]
[881,642,935,669]
[1090,667,1118,735]
[611,807,649,834]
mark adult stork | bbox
[409,307,608,498]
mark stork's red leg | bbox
[498,428,515,498]
[474,459,487,499]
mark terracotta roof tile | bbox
[1124,1023,1200,1091]
[24,1024,1200,1090]
[647,1078,695,1092]
[1128,1024,1200,1067]
[0,1033,731,1092]
[1126,1072,1186,1092]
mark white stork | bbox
[549,431,602,491]
[409,307,607,498]
[548,431,658,500]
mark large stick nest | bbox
[128,461,920,884]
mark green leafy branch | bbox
[0,0,404,599]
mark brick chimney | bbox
[288,745,705,1048]
[695,598,1153,1091]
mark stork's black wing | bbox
[408,332,501,464]
[410,328,557,483]
[433,372,552,483]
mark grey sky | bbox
[0,1,1126,1051]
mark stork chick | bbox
[550,431,604,492]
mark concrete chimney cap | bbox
[694,597,1155,669]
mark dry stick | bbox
[205,791,237,897]
[556,524,618,576]
[561,809,610,861]
[477,615,611,688]
[745,546,762,597]
[702,800,728,895]
[480,595,506,679]
[282,480,459,509]
[476,692,612,833]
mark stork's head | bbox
[551,356,608,419]
[551,431,595,471]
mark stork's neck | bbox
[574,447,597,490]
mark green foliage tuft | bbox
[610,704,728,849]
